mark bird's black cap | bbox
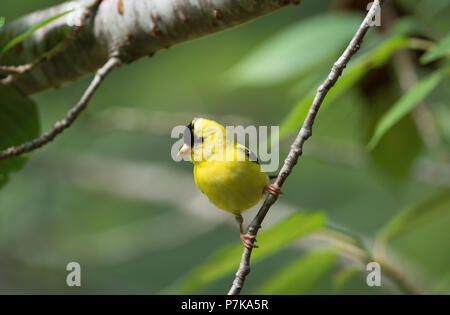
[183,119,203,147]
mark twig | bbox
[0,56,121,161]
[228,0,385,295]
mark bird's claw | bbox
[264,184,283,196]
[240,233,258,249]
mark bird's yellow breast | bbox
[194,159,268,214]
[186,117,268,214]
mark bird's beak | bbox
[177,143,192,157]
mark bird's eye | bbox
[193,134,204,144]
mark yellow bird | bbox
[177,118,281,248]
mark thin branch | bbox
[0,0,301,95]
[0,56,121,161]
[228,0,385,295]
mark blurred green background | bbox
[0,0,449,294]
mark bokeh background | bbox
[0,0,449,294]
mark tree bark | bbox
[0,0,300,95]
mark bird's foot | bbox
[264,184,283,196]
[240,233,258,249]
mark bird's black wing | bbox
[237,146,259,165]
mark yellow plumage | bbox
[189,118,268,215]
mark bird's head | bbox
[177,118,226,158]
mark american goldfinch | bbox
[177,118,281,248]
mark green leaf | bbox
[225,12,362,86]
[367,69,445,150]
[0,10,73,54]
[0,85,41,189]
[421,33,450,64]
[0,17,5,29]
[280,36,410,138]
[254,249,338,294]
[369,112,421,181]
[176,211,326,294]
[378,190,450,242]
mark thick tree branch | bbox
[0,0,301,160]
[0,0,301,95]
[228,0,384,295]
[0,56,121,161]
[0,0,103,86]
